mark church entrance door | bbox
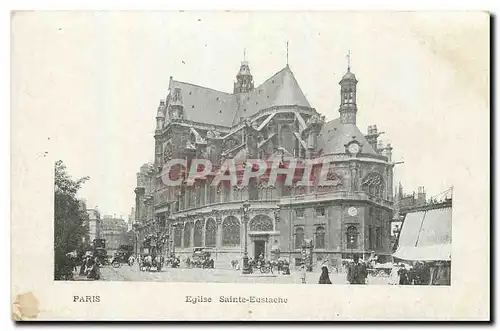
[254,240,266,259]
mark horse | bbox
[140,255,153,271]
[154,255,163,272]
[128,255,135,266]
[230,259,239,269]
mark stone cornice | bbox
[279,191,393,210]
[170,200,280,220]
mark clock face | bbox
[348,143,360,154]
[348,207,358,216]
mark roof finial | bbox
[286,41,289,66]
[244,48,246,61]
[346,49,352,71]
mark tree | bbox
[54,160,90,280]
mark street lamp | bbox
[169,219,177,257]
[241,200,251,274]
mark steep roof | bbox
[235,66,311,122]
[317,118,377,155]
[169,80,236,127]
[168,66,312,128]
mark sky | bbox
[11,11,489,218]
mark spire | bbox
[286,41,289,67]
[233,56,254,94]
[398,182,404,200]
[347,49,351,71]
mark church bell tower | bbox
[339,51,358,124]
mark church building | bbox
[134,55,395,268]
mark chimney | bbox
[417,186,426,206]
[365,125,379,151]
[377,140,385,154]
[385,143,393,162]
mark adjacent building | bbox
[101,216,129,255]
[86,208,103,243]
[135,58,396,267]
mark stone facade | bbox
[86,208,102,243]
[101,217,129,255]
[134,60,395,267]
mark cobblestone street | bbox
[93,264,390,285]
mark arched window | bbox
[174,225,182,247]
[183,222,192,248]
[346,226,358,249]
[193,220,204,247]
[207,180,215,204]
[205,218,216,247]
[362,172,384,198]
[315,226,326,249]
[294,227,304,249]
[249,215,273,232]
[222,216,240,246]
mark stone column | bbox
[204,182,208,205]
[180,220,185,248]
[201,218,206,247]
[350,161,359,192]
[190,219,195,247]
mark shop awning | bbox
[393,244,451,261]
[393,206,452,261]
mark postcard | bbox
[11,11,490,321]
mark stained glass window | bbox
[249,215,273,232]
[183,222,192,248]
[294,227,304,249]
[222,216,240,246]
[193,220,204,247]
[205,218,216,247]
[315,226,326,249]
[362,172,384,198]
[346,226,358,249]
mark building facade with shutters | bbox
[101,216,129,256]
[134,59,395,267]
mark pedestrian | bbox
[300,264,307,284]
[389,263,401,285]
[347,255,368,284]
[318,265,332,284]
[398,263,411,285]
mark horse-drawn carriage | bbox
[139,254,164,272]
[270,259,291,274]
[191,248,214,269]
[249,259,273,274]
[110,245,134,267]
[367,262,393,277]
[139,234,166,272]
[165,255,180,268]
